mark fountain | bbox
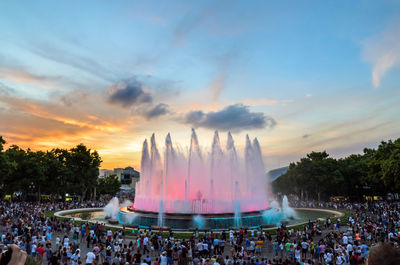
[104,197,119,219]
[59,163,341,230]
[104,197,132,224]
[282,195,296,219]
[193,215,205,229]
[116,130,297,229]
[133,129,269,214]
[58,135,340,229]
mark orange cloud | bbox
[0,67,47,83]
[0,89,136,165]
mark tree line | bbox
[273,138,400,201]
[0,136,121,201]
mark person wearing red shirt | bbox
[36,244,45,260]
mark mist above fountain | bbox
[133,129,270,214]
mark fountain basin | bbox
[119,206,270,230]
[56,207,343,231]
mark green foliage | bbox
[0,136,102,200]
[0,137,11,187]
[273,138,400,200]
[273,151,342,200]
[67,144,102,198]
[369,139,400,192]
[97,174,121,196]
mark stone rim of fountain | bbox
[54,208,345,233]
[54,207,344,232]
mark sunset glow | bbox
[1,1,399,170]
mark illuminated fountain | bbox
[58,130,342,229]
[134,129,269,214]
[118,129,288,229]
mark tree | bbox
[67,144,102,200]
[0,137,12,196]
[273,140,400,201]
[368,139,400,193]
[3,145,27,196]
[45,148,72,199]
[0,136,5,152]
[26,150,47,201]
[337,154,369,199]
[373,139,400,192]
[97,174,121,196]
[0,137,104,201]
[274,151,343,200]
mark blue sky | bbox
[0,0,399,169]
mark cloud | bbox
[173,9,210,45]
[242,98,278,106]
[209,53,234,102]
[0,61,97,93]
[28,43,115,82]
[0,66,66,91]
[362,21,400,88]
[0,67,47,83]
[183,104,276,132]
[0,82,15,96]
[0,86,128,134]
[142,103,169,120]
[59,89,90,106]
[107,79,152,108]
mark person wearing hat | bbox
[105,245,112,264]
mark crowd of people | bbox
[1,199,400,265]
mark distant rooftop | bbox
[267,166,289,182]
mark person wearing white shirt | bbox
[324,251,333,263]
[160,252,168,265]
[203,242,209,255]
[71,249,80,265]
[346,243,353,255]
[342,235,348,245]
[114,244,120,253]
[64,237,69,248]
[197,242,203,254]
[336,253,345,265]
[295,248,301,262]
[31,243,37,257]
[86,251,96,265]
[143,236,149,254]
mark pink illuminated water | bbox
[134,129,270,214]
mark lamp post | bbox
[28,182,35,201]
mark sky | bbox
[0,0,399,170]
